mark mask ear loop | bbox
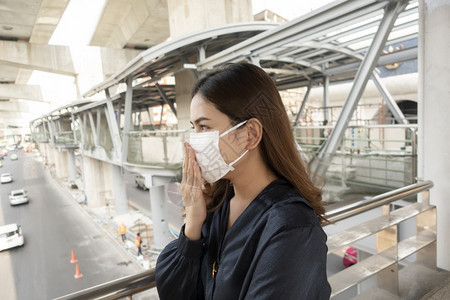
[219,120,248,137]
[221,120,250,170]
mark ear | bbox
[245,118,263,150]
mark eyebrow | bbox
[191,117,211,126]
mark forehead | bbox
[190,93,226,122]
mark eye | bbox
[199,124,209,131]
[190,123,210,132]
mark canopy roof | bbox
[84,0,418,101]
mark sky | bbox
[252,0,335,20]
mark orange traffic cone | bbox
[74,263,83,279]
[70,250,78,263]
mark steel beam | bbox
[155,83,177,116]
[197,1,385,69]
[104,90,122,162]
[96,108,101,145]
[310,0,409,179]
[47,120,56,144]
[88,111,98,146]
[71,114,77,144]
[324,46,418,76]
[371,71,409,124]
[82,114,87,146]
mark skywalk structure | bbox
[27,0,450,298]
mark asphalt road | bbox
[0,151,142,300]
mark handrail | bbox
[324,180,433,223]
[294,124,418,130]
[128,129,189,135]
[54,180,433,299]
[53,268,156,300]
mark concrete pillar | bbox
[174,70,196,130]
[67,149,77,183]
[111,164,128,216]
[168,0,253,130]
[55,150,69,179]
[101,162,114,213]
[47,147,57,173]
[39,143,48,163]
[145,175,173,250]
[167,0,253,39]
[418,0,450,271]
[82,156,106,207]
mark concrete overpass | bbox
[0,0,170,127]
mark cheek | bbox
[219,133,247,162]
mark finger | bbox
[193,162,202,190]
[182,144,188,180]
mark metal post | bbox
[323,75,329,124]
[376,205,399,295]
[80,115,86,148]
[411,127,417,183]
[146,107,154,126]
[121,76,134,163]
[310,0,409,179]
[293,80,313,126]
[47,119,56,144]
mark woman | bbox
[156,63,331,299]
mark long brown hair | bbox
[191,62,328,224]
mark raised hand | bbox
[181,142,207,240]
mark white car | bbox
[0,224,24,251]
[1,173,12,183]
[135,175,148,190]
[9,189,29,205]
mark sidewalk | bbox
[62,181,158,270]
[56,177,161,299]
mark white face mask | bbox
[189,120,249,183]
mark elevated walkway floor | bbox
[347,263,450,300]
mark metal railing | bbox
[294,124,418,189]
[126,129,188,168]
[326,180,435,298]
[324,180,433,223]
[54,180,434,299]
[54,269,156,300]
[54,131,77,145]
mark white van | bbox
[0,224,24,251]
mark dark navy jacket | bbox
[156,179,331,299]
